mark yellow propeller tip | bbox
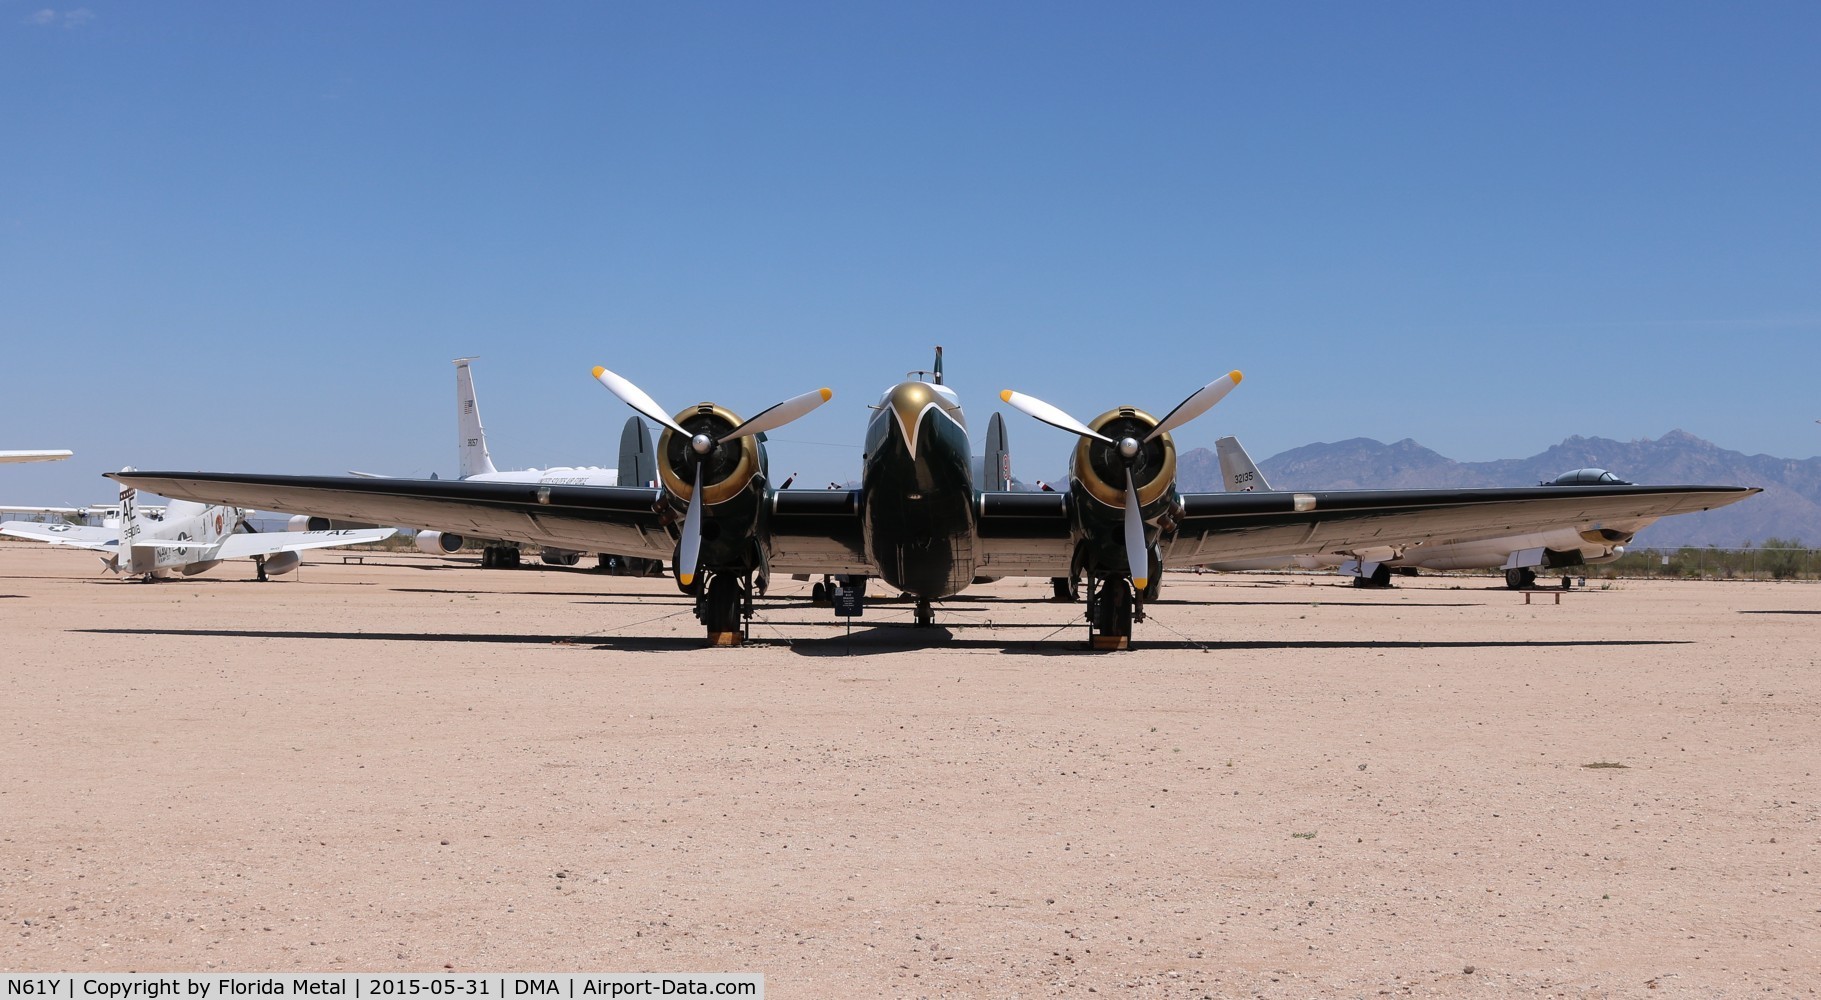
[999,389,1014,402]
[1229,370,1244,383]
[819,388,833,401]
[1133,578,1149,590]
[590,365,605,379]
[677,573,694,587]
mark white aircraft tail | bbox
[1215,436,1272,492]
[454,357,498,479]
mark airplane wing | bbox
[1162,484,1760,567]
[0,450,72,464]
[0,506,87,515]
[105,472,676,560]
[214,527,399,560]
[0,521,119,550]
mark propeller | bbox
[999,370,1242,593]
[591,366,833,587]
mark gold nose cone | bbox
[886,382,938,457]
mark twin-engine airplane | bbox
[2,477,396,581]
[107,354,1758,646]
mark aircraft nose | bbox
[884,382,938,457]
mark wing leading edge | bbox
[107,472,675,559]
[1164,484,1760,567]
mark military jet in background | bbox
[109,351,1758,647]
[3,474,395,581]
[325,357,658,571]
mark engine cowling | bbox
[416,530,464,555]
[1070,407,1177,516]
[288,515,330,532]
[657,402,764,507]
[262,551,302,576]
[539,548,582,566]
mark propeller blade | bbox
[1145,370,1243,442]
[592,366,688,436]
[723,387,834,442]
[1124,467,1149,591]
[676,463,705,588]
[998,390,1114,443]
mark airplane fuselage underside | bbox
[862,384,977,600]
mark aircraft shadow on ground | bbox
[73,627,698,650]
[70,628,1693,656]
[392,587,691,605]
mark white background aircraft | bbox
[2,476,395,580]
[0,449,72,463]
[340,357,655,569]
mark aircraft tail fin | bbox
[985,411,1012,491]
[618,416,656,487]
[453,357,498,479]
[1215,436,1272,492]
[115,467,145,559]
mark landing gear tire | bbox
[702,573,744,644]
[811,581,829,606]
[914,600,935,627]
[1089,578,1134,650]
[254,556,268,583]
[1352,564,1393,589]
[1505,567,1537,590]
[1051,576,1080,602]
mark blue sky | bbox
[4,2,1817,501]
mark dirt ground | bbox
[2,542,1817,997]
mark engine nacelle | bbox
[539,548,582,566]
[657,402,764,507]
[1070,406,1177,516]
[416,530,465,555]
[262,551,302,576]
[654,402,768,586]
[288,515,328,532]
[179,560,222,576]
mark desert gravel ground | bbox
[2,542,1817,997]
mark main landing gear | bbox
[254,556,268,582]
[1084,575,1140,651]
[1351,563,1394,589]
[1504,567,1538,590]
[481,544,521,569]
[696,571,754,645]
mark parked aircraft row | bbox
[107,348,1759,648]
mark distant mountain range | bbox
[1174,430,1816,549]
